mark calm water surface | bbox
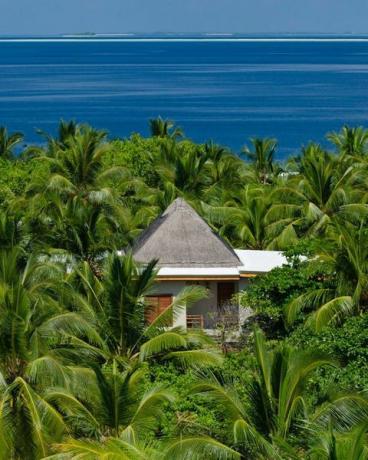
[1,40,368,157]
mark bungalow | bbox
[132,198,286,331]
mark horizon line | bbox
[1,37,368,43]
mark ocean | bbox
[1,38,368,158]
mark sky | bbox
[0,0,366,35]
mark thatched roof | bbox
[132,198,241,268]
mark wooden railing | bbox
[186,312,239,330]
[186,314,204,329]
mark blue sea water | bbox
[1,39,368,158]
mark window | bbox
[145,295,173,325]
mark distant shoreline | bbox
[0,33,368,43]
[1,37,368,43]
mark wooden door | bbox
[145,295,173,325]
[217,282,235,309]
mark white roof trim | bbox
[157,267,240,277]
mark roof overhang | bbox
[157,276,241,281]
[156,267,241,281]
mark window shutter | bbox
[145,295,173,325]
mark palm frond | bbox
[165,436,241,460]
[307,296,354,331]
[139,332,187,361]
[166,349,223,368]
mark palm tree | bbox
[30,124,122,204]
[30,198,130,277]
[0,209,25,250]
[203,185,298,249]
[243,138,280,184]
[0,248,220,457]
[276,144,362,238]
[31,120,80,159]
[308,424,368,460]
[47,362,174,441]
[0,377,66,459]
[38,119,79,147]
[192,329,337,458]
[0,127,23,159]
[327,125,368,158]
[149,117,183,139]
[0,246,100,459]
[65,253,222,368]
[56,120,79,147]
[25,125,131,271]
[203,141,246,196]
[46,436,166,459]
[48,434,240,460]
[149,139,245,204]
[151,139,210,200]
[285,218,368,331]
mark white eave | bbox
[157,267,240,279]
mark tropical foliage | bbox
[0,119,367,458]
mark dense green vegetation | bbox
[0,119,368,458]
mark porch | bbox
[147,279,249,331]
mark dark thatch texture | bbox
[132,198,241,267]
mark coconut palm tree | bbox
[192,329,337,458]
[0,246,101,459]
[30,198,134,277]
[56,120,79,147]
[151,139,210,200]
[308,424,368,460]
[37,119,79,148]
[0,126,23,159]
[0,246,199,458]
[149,117,183,139]
[276,144,363,238]
[30,120,80,159]
[0,244,220,460]
[43,119,79,149]
[0,209,25,250]
[243,138,280,184]
[203,185,298,250]
[65,253,222,369]
[47,362,174,441]
[285,217,368,331]
[150,139,245,205]
[0,376,67,459]
[30,124,123,205]
[25,125,133,270]
[45,436,166,460]
[48,433,240,460]
[202,141,246,196]
[327,125,368,159]
[224,186,277,249]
